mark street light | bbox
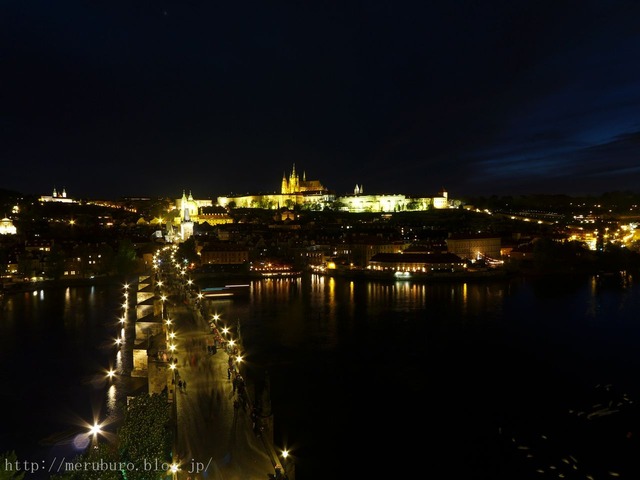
[89,423,102,436]
[88,421,103,448]
[280,448,295,480]
[169,363,177,399]
[160,295,168,318]
[170,462,179,480]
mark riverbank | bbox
[317,267,513,283]
[1,274,135,293]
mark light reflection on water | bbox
[230,273,640,479]
[1,273,640,479]
[0,283,126,479]
[106,384,117,416]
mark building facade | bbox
[445,234,502,261]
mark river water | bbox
[2,273,640,479]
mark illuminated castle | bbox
[216,165,457,212]
[281,164,327,194]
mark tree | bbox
[17,253,35,280]
[97,244,116,275]
[114,240,138,277]
[0,450,25,480]
[176,237,199,267]
[406,199,421,211]
[50,443,121,480]
[0,247,9,276]
[118,392,172,480]
[597,243,640,271]
[324,200,346,211]
[532,238,594,273]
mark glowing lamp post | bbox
[281,448,295,480]
[169,363,177,400]
[88,422,103,448]
[170,462,179,480]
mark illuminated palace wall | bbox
[217,191,454,213]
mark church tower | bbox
[180,198,194,241]
[180,190,188,213]
[288,163,299,193]
[281,164,301,194]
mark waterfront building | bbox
[368,252,467,273]
[445,234,502,261]
[199,242,250,266]
[332,238,408,268]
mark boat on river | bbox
[200,283,250,298]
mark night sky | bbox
[3,0,640,200]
